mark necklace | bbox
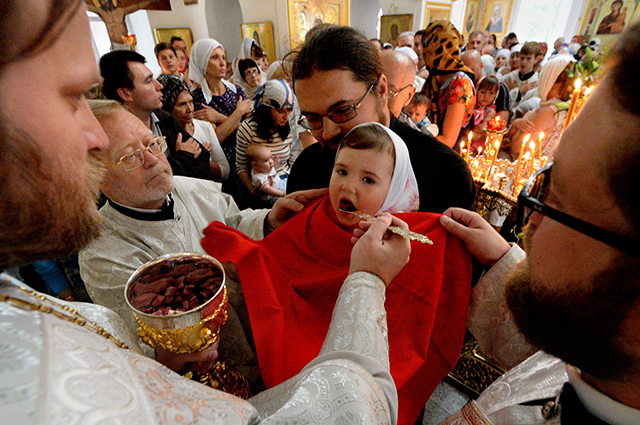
[0,282,129,350]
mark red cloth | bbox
[201,195,472,424]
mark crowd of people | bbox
[2,1,639,424]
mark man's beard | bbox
[505,226,640,380]
[322,94,388,151]
[0,127,105,268]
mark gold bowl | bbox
[124,252,228,354]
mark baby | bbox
[329,122,419,227]
[404,93,439,136]
[246,143,286,204]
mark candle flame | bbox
[575,78,582,90]
[539,131,544,140]
[523,133,530,144]
[478,146,483,155]
[530,140,536,150]
[468,132,473,141]
[460,141,465,150]
[524,151,531,160]
[495,139,500,148]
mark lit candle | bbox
[536,132,544,161]
[528,140,536,175]
[466,132,472,163]
[563,78,582,132]
[512,134,530,195]
[460,141,465,158]
[488,137,501,178]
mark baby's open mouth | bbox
[339,199,356,212]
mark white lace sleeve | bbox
[468,244,537,369]
[249,272,397,424]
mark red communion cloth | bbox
[201,195,472,424]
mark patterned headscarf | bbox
[253,79,295,110]
[421,21,475,125]
[157,74,190,113]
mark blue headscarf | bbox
[253,79,295,110]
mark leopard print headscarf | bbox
[421,21,475,123]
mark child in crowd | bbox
[503,42,541,109]
[468,75,500,153]
[201,122,471,424]
[246,143,286,204]
[404,93,439,136]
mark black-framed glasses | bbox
[388,83,412,98]
[298,77,380,130]
[107,136,168,171]
[517,161,639,256]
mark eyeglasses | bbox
[516,161,639,256]
[107,136,168,171]
[388,83,413,98]
[298,77,379,130]
[244,68,260,77]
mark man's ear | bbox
[404,86,417,107]
[117,87,133,103]
[377,73,389,100]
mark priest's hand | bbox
[266,188,328,231]
[349,213,411,286]
[155,339,219,374]
[439,207,511,266]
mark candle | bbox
[466,132,472,163]
[528,140,536,176]
[512,134,530,195]
[563,78,582,132]
[488,137,501,178]
[536,132,544,161]
[460,141,465,158]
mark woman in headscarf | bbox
[236,79,295,202]
[421,21,476,149]
[236,58,262,99]
[157,74,229,181]
[201,123,472,425]
[509,55,576,159]
[495,48,511,77]
[231,37,267,87]
[189,38,253,207]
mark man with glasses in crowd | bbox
[437,22,640,423]
[380,49,430,135]
[287,25,475,214]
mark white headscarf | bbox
[496,48,510,62]
[481,54,495,76]
[232,37,266,87]
[189,38,237,104]
[341,122,420,214]
[538,55,575,101]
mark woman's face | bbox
[270,106,293,127]
[206,47,227,80]
[243,66,261,87]
[495,55,507,69]
[172,90,194,124]
[176,49,187,72]
[329,147,394,227]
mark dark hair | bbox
[154,42,175,59]
[251,44,264,59]
[254,104,290,141]
[506,32,518,42]
[409,92,430,107]
[478,75,500,92]
[0,0,82,68]
[292,25,381,87]
[520,41,541,56]
[604,20,640,235]
[238,59,259,82]
[469,31,483,39]
[170,36,185,44]
[415,29,426,38]
[341,124,395,162]
[100,50,147,102]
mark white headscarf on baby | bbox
[189,38,237,104]
[538,55,575,101]
[341,122,420,214]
